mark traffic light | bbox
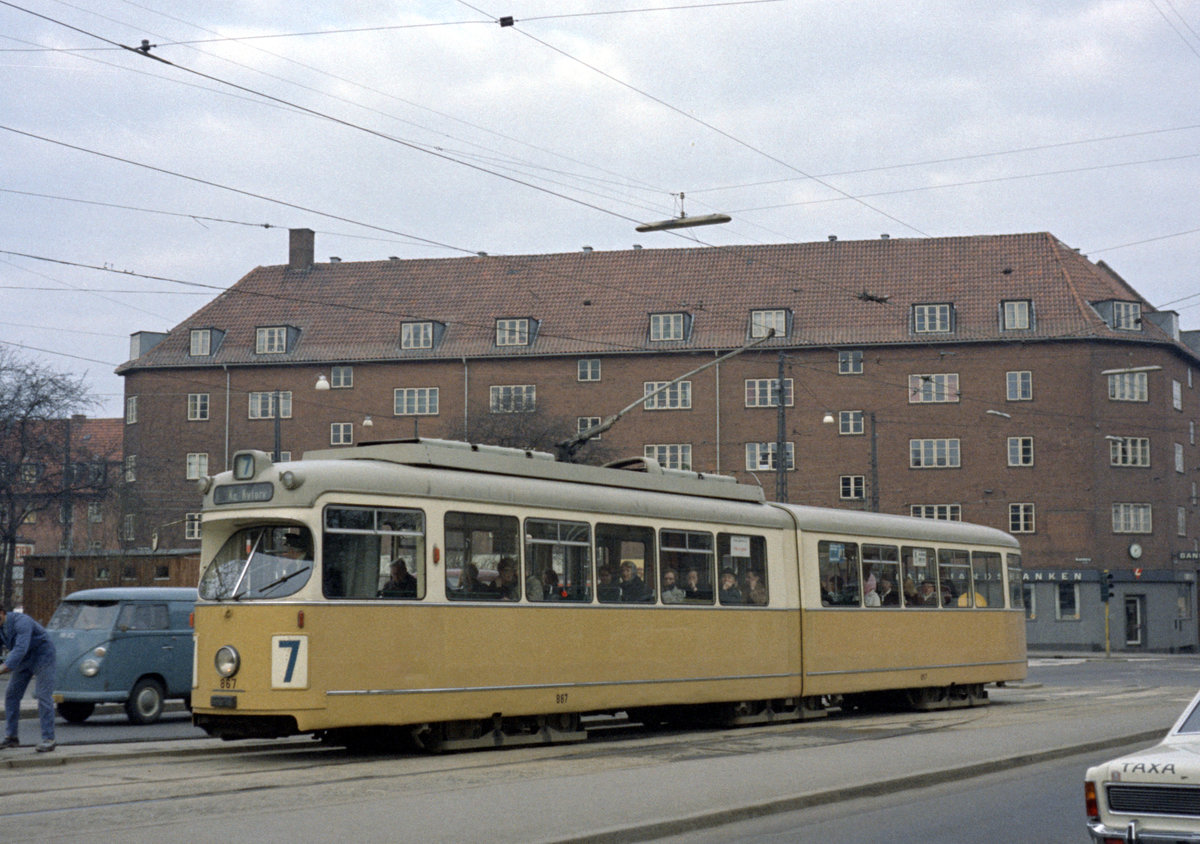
[1100,570,1113,603]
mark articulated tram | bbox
[191,439,1025,749]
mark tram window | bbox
[819,540,860,606]
[445,512,521,601]
[861,544,900,607]
[199,525,315,601]
[323,507,426,600]
[661,529,714,604]
[595,524,655,603]
[525,519,592,602]
[717,534,767,605]
[1007,553,1024,609]
[901,546,938,607]
[937,548,972,607]
[972,551,1004,608]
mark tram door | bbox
[1124,596,1145,648]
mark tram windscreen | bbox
[199,525,314,600]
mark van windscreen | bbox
[48,601,120,631]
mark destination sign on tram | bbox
[213,482,274,505]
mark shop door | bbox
[1124,595,1145,647]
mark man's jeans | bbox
[4,651,56,743]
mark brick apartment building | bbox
[116,229,1200,651]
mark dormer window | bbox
[650,312,690,342]
[255,326,293,354]
[912,303,953,334]
[1113,301,1141,331]
[402,322,433,350]
[496,318,537,347]
[189,328,224,356]
[750,309,789,339]
[1001,300,1032,331]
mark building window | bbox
[1006,371,1033,401]
[1002,300,1031,330]
[1180,506,1188,538]
[644,381,692,410]
[837,350,864,375]
[185,452,209,480]
[910,439,961,468]
[330,422,353,446]
[839,410,864,435]
[255,326,288,354]
[154,565,169,580]
[490,385,536,413]
[124,455,137,483]
[909,373,959,403]
[190,328,212,356]
[496,318,530,347]
[1112,503,1152,533]
[125,395,138,424]
[394,387,439,416]
[913,303,953,333]
[745,379,793,408]
[577,417,602,438]
[87,501,103,523]
[123,514,136,542]
[745,442,794,471]
[649,312,687,341]
[1113,301,1141,331]
[185,513,202,541]
[188,393,210,421]
[1176,443,1186,473]
[1056,583,1080,621]
[750,309,788,339]
[1108,371,1148,402]
[401,321,434,350]
[1009,503,1035,533]
[330,366,353,388]
[840,475,865,500]
[1007,436,1034,466]
[645,443,691,470]
[1174,380,1183,410]
[248,391,292,419]
[1110,436,1150,467]
[910,504,961,520]
[578,359,601,381]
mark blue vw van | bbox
[48,587,197,724]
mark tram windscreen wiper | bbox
[257,564,312,596]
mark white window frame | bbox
[248,391,292,420]
[644,381,692,410]
[1110,437,1150,467]
[1176,443,1186,474]
[910,504,962,520]
[185,513,202,541]
[840,475,865,500]
[1180,506,1188,538]
[838,350,864,375]
[124,455,136,483]
[1112,503,1152,534]
[87,501,103,523]
[577,417,602,438]
[188,393,210,422]
[394,387,439,416]
[910,438,961,468]
[644,443,692,470]
[330,366,353,389]
[649,312,686,342]
[490,384,536,413]
[330,422,353,446]
[401,321,434,350]
[1113,301,1142,331]
[1002,300,1031,330]
[185,452,209,480]
[1009,502,1035,533]
[745,378,793,408]
[1006,370,1033,401]
[908,373,960,403]
[1055,583,1080,621]
[839,410,864,435]
[1007,436,1034,467]
[496,318,530,347]
[1108,372,1148,402]
[125,395,138,424]
[1174,380,1183,410]
[577,359,601,382]
[744,442,794,471]
[913,303,953,333]
[255,326,288,354]
[750,309,788,339]
[123,514,136,542]
[189,328,212,357]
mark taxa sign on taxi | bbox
[1085,688,1200,842]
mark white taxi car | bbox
[1086,688,1200,842]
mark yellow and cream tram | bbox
[191,439,1025,749]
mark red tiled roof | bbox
[117,232,1185,371]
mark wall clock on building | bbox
[1129,543,1143,560]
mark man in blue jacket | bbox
[0,605,57,752]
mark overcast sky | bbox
[3,0,1199,418]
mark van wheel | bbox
[58,702,95,723]
[126,678,165,724]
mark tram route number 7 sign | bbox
[271,635,309,689]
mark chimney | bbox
[289,228,314,271]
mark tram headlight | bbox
[215,645,241,678]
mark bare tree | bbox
[453,407,617,466]
[0,348,104,606]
